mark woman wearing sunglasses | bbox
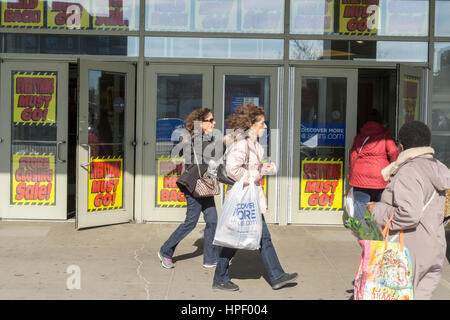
[158,108,219,269]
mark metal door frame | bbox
[76,59,136,229]
[0,60,68,220]
[142,64,214,222]
[289,67,358,225]
[214,66,280,223]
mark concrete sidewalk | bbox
[0,220,449,300]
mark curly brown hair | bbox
[185,108,212,132]
[227,103,265,131]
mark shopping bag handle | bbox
[382,212,404,252]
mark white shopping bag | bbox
[213,177,262,250]
[344,187,355,218]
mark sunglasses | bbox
[203,118,214,123]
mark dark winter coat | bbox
[176,133,218,194]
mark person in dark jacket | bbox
[349,109,399,221]
[158,108,219,269]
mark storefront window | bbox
[145,37,283,59]
[290,0,428,36]
[145,0,284,33]
[290,40,427,62]
[431,43,450,167]
[0,0,140,31]
[435,0,450,36]
[1,33,139,56]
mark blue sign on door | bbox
[301,122,345,147]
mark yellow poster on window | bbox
[47,0,90,29]
[300,158,343,211]
[157,157,187,208]
[88,156,123,211]
[400,76,419,126]
[13,71,57,127]
[339,0,379,35]
[12,153,55,206]
[1,0,45,28]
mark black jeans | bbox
[213,216,285,284]
[160,188,219,265]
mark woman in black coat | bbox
[158,108,219,269]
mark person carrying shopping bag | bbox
[367,121,450,299]
[158,108,220,269]
[212,103,298,291]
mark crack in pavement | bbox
[134,244,151,300]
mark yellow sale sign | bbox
[13,71,57,126]
[12,153,55,206]
[47,1,90,29]
[300,158,343,211]
[339,0,379,35]
[1,0,45,28]
[157,157,186,208]
[400,76,419,126]
[88,156,123,211]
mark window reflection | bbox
[145,0,284,33]
[290,40,427,62]
[435,0,450,36]
[145,37,283,59]
[432,43,450,166]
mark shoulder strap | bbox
[192,144,202,177]
[358,136,370,154]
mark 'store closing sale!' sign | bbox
[88,157,123,211]
[13,71,56,126]
[12,153,55,206]
[300,158,343,211]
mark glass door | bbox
[76,60,135,229]
[397,64,424,137]
[0,61,68,220]
[290,68,357,225]
[214,66,280,223]
[143,64,213,222]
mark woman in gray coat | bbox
[367,121,450,300]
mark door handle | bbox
[56,140,66,163]
[143,141,149,146]
[80,143,91,168]
[0,137,3,143]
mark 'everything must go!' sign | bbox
[13,71,57,126]
[300,158,343,211]
[88,157,123,211]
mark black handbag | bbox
[216,140,250,186]
[216,163,236,186]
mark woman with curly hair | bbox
[158,108,219,269]
[212,103,298,291]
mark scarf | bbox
[381,146,435,181]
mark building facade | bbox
[0,0,449,229]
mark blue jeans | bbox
[160,188,219,265]
[353,187,384,222]
[213,216,285,284]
